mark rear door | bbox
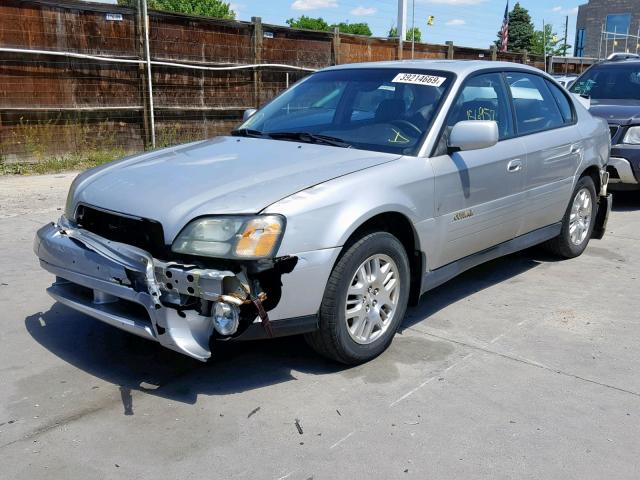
[429,72,527,269]
[505,72,582,236]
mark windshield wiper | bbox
[230,128,268,138]
[268,131,352,148]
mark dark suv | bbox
[570,56,640,190]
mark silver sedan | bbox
[34,60,612,364]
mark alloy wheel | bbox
[569,187,593,245]
[344,254,401,345]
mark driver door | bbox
[429,72,527,269]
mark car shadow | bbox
[611,190,640,212]
[25,307,343,406]
[401,248,545,331]
[26,248,548,406]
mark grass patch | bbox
[0,117,137,175]
[0,149,126,175]
[1,118,209,175]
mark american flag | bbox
[499,1,509,52]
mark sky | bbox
[229,0,583,51]
[88,0,583,52]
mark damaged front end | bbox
[34,215,295,361]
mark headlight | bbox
[171,215,285,259]
[623,126,640,145]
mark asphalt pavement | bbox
[1,172,639,479]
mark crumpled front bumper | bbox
[34,218,239,361]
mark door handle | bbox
[507,159,522,172]
[570,144,581,154]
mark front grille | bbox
[609,125,620,140]
[75,205,166,258]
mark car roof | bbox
[598,58,640,66]
[322,59,546,77]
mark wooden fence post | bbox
[332,27,341,65]
[522,49,528,64]
[251,16,263,108]
[446,41,454,59]
[490,44,497,61]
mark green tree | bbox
[117,0,235,19]
[388,26,421,42]
[530,24,571,56]
[495,2,534,52]
[286,16,331,31]
[332,22,372,36]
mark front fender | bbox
[263,156,435,256]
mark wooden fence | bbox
[0,0,586,163]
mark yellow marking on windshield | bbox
[388,128,411,144]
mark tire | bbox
[305,232,410,365]
[544,175,597,259]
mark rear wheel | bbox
[305,232,410,364]
[545,176,597,258]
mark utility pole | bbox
[411,0,415,59]
[543,19,546,73]
[563,15,568,56]
[140,0,155,148]
[397,0,407,59]
[563,15,568,73]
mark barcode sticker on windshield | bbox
[391,73,446,87]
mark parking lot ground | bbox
[1,173,639,479]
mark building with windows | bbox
[574,0,640,58]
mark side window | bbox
[505,72,564,135]
[546,80,574,124]
[447,73,514,140]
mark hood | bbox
[588,101,640,126]
[72,136,400,242]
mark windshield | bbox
[570,63,640,102]
[238,68,453,155]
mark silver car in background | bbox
[34,61,611,364]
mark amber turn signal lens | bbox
[235,218,283,258]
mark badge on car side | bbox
[453,209,474,221]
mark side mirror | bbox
[243,108,257,121]
[448,120,499,152]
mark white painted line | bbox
[330,431,355,449]
[489,333,505,344]
[389,353,475,407]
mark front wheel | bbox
[544,176,597,258]
[305,232,410,364]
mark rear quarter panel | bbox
[575,99,610,179]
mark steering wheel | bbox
[391,119,422,136]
